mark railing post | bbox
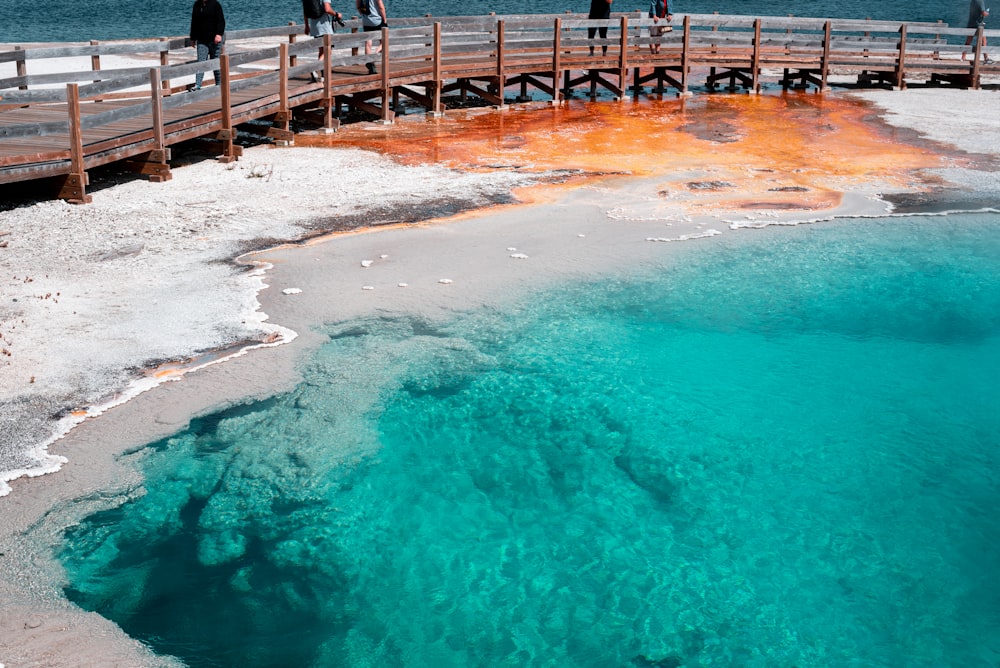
[60,83,92,204]
[160,38,171,92]
[618,15,628,98]
[15,46,27,91]
[288,22,299,69]
[146,67,172,182]
[820,20,831,90]
[895,24,907,89]
[279,42,290,130]
[218,53,238,163]
[89,40,104,102]
[552,17,563,104]
[380,27,393,122]
[496,19,506,108]
[680,14,690,95]
[322,34,335,129]
[90,40,101,83]
[971,25,984,88]
[751,18,762,93]
[431,22,443,114]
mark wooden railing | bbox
[1,13,996,202]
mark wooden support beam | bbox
[160,38,172,92]
[59,83,92,204]
[380,27,392,122]
[323,34,334,129]
[821,20,831,90]
[495,19,507,107]
[431,22,442,114]
[617,16,628,98]
[16,46,27,90]
[895,24,908,89]
[90,41,101,85]
[970,25,984,89]
[218,53,238,163]
[751,18,762,93]
[145,67,172,182]
[552,17,563,103]
[680,15,691,94]
[279,43,291,136]
[262,126,295,142]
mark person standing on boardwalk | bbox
[189,0,225,90]
[963,0,991,63]
[588,0,612,56]
[648,0,672,54]
[358,0,388,74]
[303,0,344,81]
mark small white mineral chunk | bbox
[281,288,302,295]
[361,260,374,268]
[438,278,453,284]
[510,253,529,259]
[362,285,375,290]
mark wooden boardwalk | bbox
[2,12,997,203]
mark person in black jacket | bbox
[189,0,225,90]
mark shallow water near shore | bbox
[57,212,1000,667]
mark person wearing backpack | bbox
[303,0,344,80]
[357,0,388,74]
[189,0,225,91]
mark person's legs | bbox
[194,42,209,88]
[599,26,608,55]
[964,31,990,61]
[364,25,380,74]
[209,41,222,86]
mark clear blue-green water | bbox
[60,214,1000,668]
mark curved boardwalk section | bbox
[2,12,997,203]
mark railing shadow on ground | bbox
[1,12,997,203]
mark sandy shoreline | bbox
[1,87,999,665]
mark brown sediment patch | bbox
[301,92,964,218]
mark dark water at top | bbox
[3,0,968,43]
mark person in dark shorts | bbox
[303,0,344,81]
[358,0,388,74]
[964,0,991,63]
[588,0,612,56]
[189,0,225,90]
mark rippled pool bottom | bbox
[60,215,1000,667]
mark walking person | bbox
[303,0,344,80]
[588,0,612,56]
[189,0,225,90]
[963,0,991,63]
[648,0,672,54]
[358,0,388,74]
